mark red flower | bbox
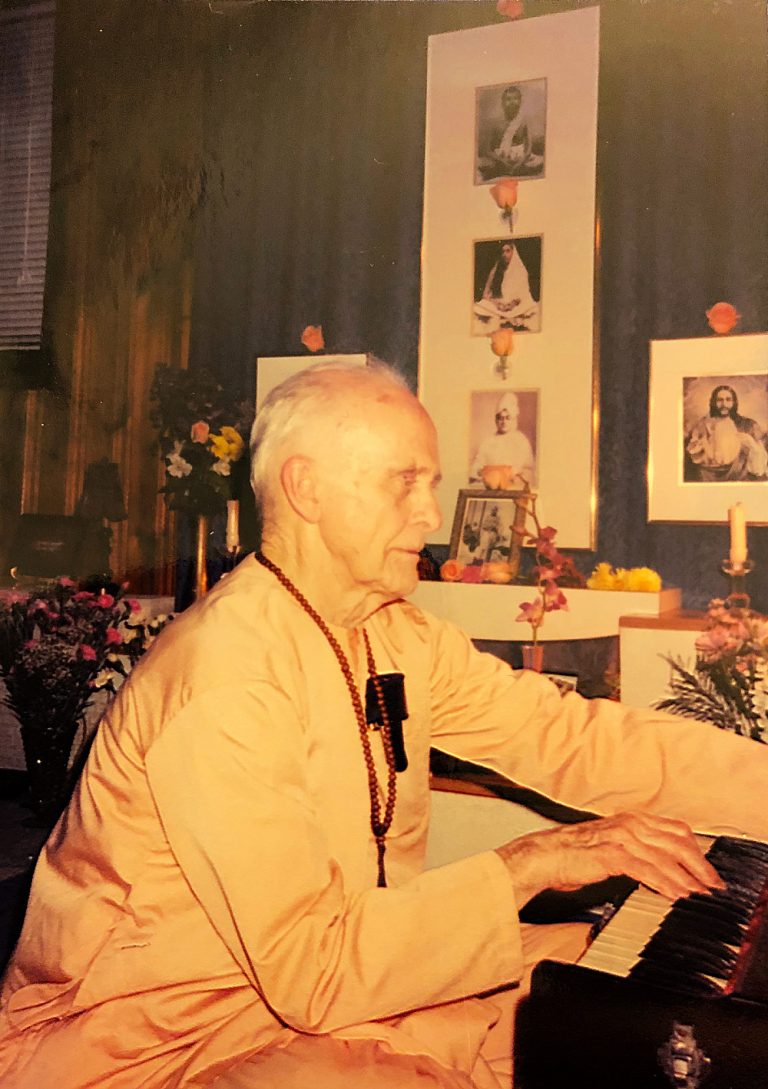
[94,593,115,608]
[190,420,210,444]
[300,325,325,353]
[461,565,484,584]
[105,628,122,646]
[79,645,97,661]
[706,302,740,335]
[127,599,142,614]
[497,0,524,18]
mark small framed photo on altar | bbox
[648,334,768,523]
[448,488,529,571]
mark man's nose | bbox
[414,487,442,534]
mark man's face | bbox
[495,404,517,433]
[714,389,735,417]
[502,87,522,119]
[314,390,442,605]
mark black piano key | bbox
[628,959,725,997]
[639,935,737,979]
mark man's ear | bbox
[280,456,321,523]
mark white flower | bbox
[212,459,231,477]
[167,446,193,478]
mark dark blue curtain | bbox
[187,0,768,611]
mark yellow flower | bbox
[586,562,615,590]
[611,568,630,591]
[625,567,662,592]
[209,426,244,463]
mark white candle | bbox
[226,499,240,553]
[729,502,747,567]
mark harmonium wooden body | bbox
[516,835,768,1088]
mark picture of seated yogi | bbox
[685,383,768,482]
[477,84,545,181]
[2,359,768,1089]
[469,391,535,486]
[473,240,540,333]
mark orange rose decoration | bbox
[490,328,514,358]
[706,302,740,335]
[482,561,514,584]
[496,0,524,19]
[301,325,325,352]
[489,178,519,211]
[440,559,465,582]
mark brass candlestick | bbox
[721,557,754,606]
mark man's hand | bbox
[495,812,725,908]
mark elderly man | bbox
[1,360,767,1089]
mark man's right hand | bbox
[495,811,725,908]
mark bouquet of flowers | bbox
[150,364,252,516]
[656,596,768,741]
[0,578,173,814]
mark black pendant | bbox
[365,672,408,773]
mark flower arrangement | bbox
[656,596,768,741]
[587,563,662,592]
[489,177,519,234]
[0,579,173,814]
[150,364,251,516]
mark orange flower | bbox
[496,0,524,18]
[706,302,740,335]
[301,325,325,352]
[489,177,519,211]
[490,328,514,358]
[482,561,514,584]
[440,559,465,582]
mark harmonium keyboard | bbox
[515,835,768,1089]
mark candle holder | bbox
[721,557,754,607]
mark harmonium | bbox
[516,835,768,1088]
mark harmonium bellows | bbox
[515,835,768,1089]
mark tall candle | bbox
[729,502,747,567]
[226,499,240,553]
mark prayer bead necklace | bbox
[255,552,397,888]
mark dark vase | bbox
[19,717,81,822]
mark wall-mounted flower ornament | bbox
[489,327,514,380]
[301,325,325,352]
[489,177,519,233]
[706,302,740,335]
[497,0,524,18]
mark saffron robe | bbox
[2,556,768,1088]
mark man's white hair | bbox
[250,357,409,506]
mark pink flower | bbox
[127,599,141,614]
[516,599,544,626]
[78,645,97,661]
[190,420,210,444]
[706,302,740,335]
[23,639,39,649]
[74,591,94,602]
[301,325,325,353]
[497,0,524,18]
[57,577,77,588]
[461,565,485,584]
[0,589,29,605]
[542,583,568,613]
[94,593,115,608]
[105,628,122,646]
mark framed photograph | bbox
[420,8,599,548]
[475,77,547,184]
[449,489,529,569]
[472,236,542,336]
[468,388,538,487]
[255,353,367,412]
[648,333,768,523]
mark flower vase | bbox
[19,715,80,822]
[195,513,209,599]
[521,643,544,672]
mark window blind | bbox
[0,1,55,353]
